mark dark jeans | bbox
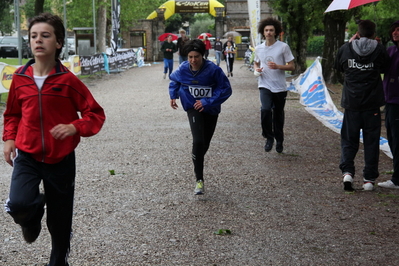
[179,55,187,64]
[187,109,218,181]
[226,57,234,73]
[259,88,287,143]
[385,103,399,185]
[5,150,75,266]
[340,108,381,181]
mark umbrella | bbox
[158,33,178,42]
[325,0,380,13]
[198,33,212,39]
[223,31,242,38]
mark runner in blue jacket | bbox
[169,39,232,195]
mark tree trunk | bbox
[34,0,45,15]
[97,1,107,54]
[322,13,348,84]
[284,6,311,75]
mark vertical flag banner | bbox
[111,0,120,54]
[248,0,261,46]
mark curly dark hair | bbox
[28,12,65,59]
[182,39,206,56]
[258,17,282,40]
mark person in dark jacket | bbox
[176,29,189,64]
[334,19,389,191]
[378,20,399,189]
[161,34,177,79]
[3,13,105,266]
[169,39,232,195]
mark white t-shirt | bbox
[254,40,294,93]
[34,75,48,90]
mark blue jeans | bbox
[215,51,222,66]
[163,58,174,77]
[179,55,187,64]
[259,88,287,143]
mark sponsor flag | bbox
[247,0,261,46]
[111,0,121,54]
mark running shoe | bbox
[343,173,354,191]
[362,180,375,191]
[194,180,204,195]
[378,180,399,189]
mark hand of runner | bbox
[194,100,204,112]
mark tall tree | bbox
[0,0,14,35]
[321,9,353,84]
[35,0,45,15]
[269,0,322,74]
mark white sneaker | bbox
[343,173,354,191]
[163,73,166,79]
[362,181,375,191]
[378,180,399,189]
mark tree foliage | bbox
[0,0,14,35]
[269,0,324,74]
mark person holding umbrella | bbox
[161,34,177,79]
[224,40,236,77]
[335,19,389,191]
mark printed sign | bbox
[175,1,209,13]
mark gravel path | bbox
[1,58,399,266]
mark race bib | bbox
[189,86,212,98]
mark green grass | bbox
[0,58,30,65]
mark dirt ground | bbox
[1,57,399,266]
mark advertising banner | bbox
[111,0,121,54]
[175,0,209,14]
[0,63,17,94]
[248,0,261,46]
[80,54,105,75]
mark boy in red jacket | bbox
[2,13,105,266]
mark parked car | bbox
[61,38,76,58]
[0,36,30,58]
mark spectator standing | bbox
[203,36,212,59]
[253,18,295,153]
[161,34,177,79]
[177,29,189,64]
[335,20,389,191]
[214,37,223,66]
[378,20,399,189]
[224,40,236,77]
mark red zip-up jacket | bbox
[3,59,106,164]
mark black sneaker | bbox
[22,193,45,243]
[22,223,42,243]
[264,139,274,152]
[276,142,283,153]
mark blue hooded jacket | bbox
[169,59,232,115]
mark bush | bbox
[307,36,324,57]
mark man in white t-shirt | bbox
[254,18,295,153]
